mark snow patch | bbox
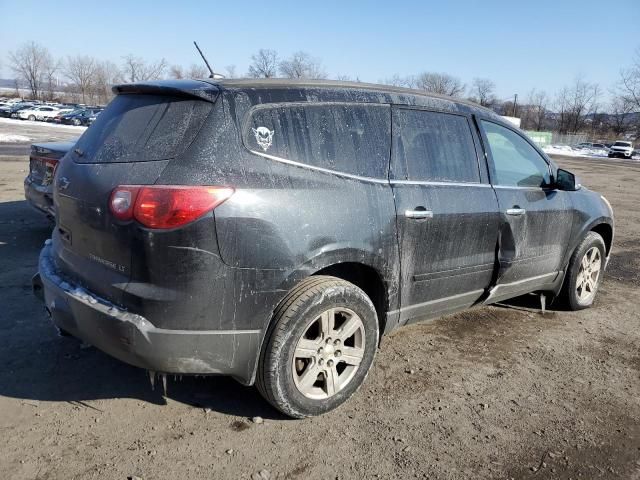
[0,133,31,143]
[543,145,640,161]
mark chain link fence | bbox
[550,133,588,146]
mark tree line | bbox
[6,41,640,139]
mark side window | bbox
[481,121,551,188]
[245,103,390,178]
[392,109,480,183]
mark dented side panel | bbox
[492,187,573,284]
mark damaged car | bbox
[24,139,76,220]
[33,79,614,418]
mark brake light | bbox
[31,155,59,169]
[109,185,234,229]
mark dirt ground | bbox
[0,120,638,479]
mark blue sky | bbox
[1,0,638,100]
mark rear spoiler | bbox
[111,80,219,103]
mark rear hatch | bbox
[52,81,218,305]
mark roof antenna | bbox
[193,41,225,79]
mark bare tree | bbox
[247,49,279,78]
[225,64,237,78]
[555,87,570,134]
[8,41,53,99]
[92,60,120,105]
[121,54,167,82]
[279,51,326,79]
[619,48,640,111]
[609,95,635,136]
[383,74,414,88]
[65,55,98,103]
[519,89,549,131]
[187,64,209,79]
[469,78,496,107]
[414,72,465,97]
[169,64,208,79]
[568,78,598,133]
[554,78,599,134]
[169,65,184,79]
[529,89,548,131]
[42,56,62,101]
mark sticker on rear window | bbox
[252,126,274,152]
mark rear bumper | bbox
[24,177,55,218]
[34,244,260,384]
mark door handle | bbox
[506,208,526,216]
[405,209,433,219]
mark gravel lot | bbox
[0,119,638,479]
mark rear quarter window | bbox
[244,103,391,178]
[73,94,212,163]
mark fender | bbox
[549,217,614,298]
[563,216,613,268]
[245,245,398,385]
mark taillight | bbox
[109,186,140,221]
[109,185,234,229]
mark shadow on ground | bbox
[0,200,285,420]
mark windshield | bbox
[613,142,631,147]
[73,94,212,163]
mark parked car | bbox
[51,108,83,124]
[84,110,101,126]
[17,105,61,121]
[44,106,76,122]
[573,142,609,156]
[60,108,102,126]
[574,142,608,150]
[608,141,634,158]
[33,79,614,418]
[0,102,34,118]
[24,139,76,220]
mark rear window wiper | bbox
[73,148,84,157]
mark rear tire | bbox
[28,115,36,121]
[256,276,378,418]
[560,231,606,310]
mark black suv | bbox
[33,79,614,418]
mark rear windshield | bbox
[73,94,212,163]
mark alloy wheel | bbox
[292,307,365,400]
[576,246,601,303]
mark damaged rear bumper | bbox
[33,244,260,384]
[24,177,55,219]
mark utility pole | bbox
[512,93,518,117]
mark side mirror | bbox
[555,168,581,191]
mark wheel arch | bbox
[248,253,395,386]
[553,219,613,298]
[312,262,389,336]
[590,222,613,255]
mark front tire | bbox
[560,231,606,310]
[256,276,378,418]
[28,115,36,121]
